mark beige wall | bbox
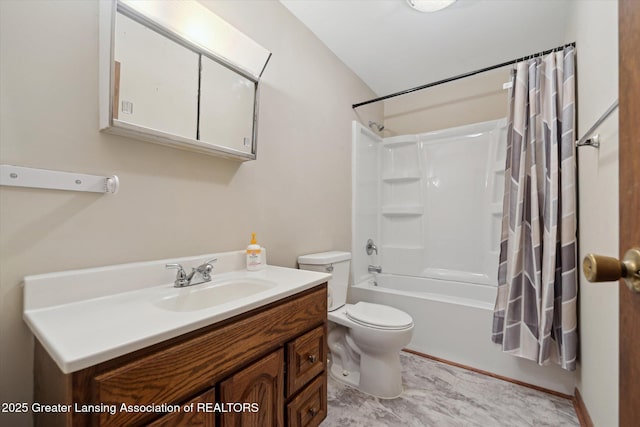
[566,1,620,426]
[0,1,381,425]
[383,65,510,136]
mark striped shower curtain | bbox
[491,47,577,371]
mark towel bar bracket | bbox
[575,100,618,149]
[575,134,600,149]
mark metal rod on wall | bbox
[352,42,576,109]
[575,100,619,149]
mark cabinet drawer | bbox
[286,375,327,427]
[286,325,326,397]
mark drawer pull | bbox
[307,354,318,363]
[308,407,318,417]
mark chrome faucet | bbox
[166,259,217,288]
[366,239,378,255]
[368,265,382,274]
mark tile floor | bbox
[321,352,579,427]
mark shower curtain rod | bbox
[352,42,576,109]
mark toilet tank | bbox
[298,251,351,311]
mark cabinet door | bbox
[199,55,257,153]
[147,388,216,427]
[220,349,284,427]
[114,12,199,139]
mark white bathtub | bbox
[349,274,576,395]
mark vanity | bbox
[24,251,330,426]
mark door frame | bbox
[618,0,639,425]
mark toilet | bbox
[298,251,414,399]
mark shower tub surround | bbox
[351,120,576,394]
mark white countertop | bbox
[23,250,330,373]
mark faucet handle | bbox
[165,263,185,273]
[366,239,378,255]
[166,263,188,286]
[197,258,217,280]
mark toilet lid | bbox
[346,302,413,329]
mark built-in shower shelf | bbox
[382,136,418,147]
[382,172,421,183]
[381,244,424,250]
[381,205,423,216]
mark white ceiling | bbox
[280,0,574,97]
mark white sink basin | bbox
[23,249,331,373]
[154,278,277,312]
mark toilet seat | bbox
[346,302,413,330]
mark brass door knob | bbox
[583,248,640,293]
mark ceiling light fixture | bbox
[406,0,456,13]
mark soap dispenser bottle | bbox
[246,233,263,271]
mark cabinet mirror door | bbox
[199,56,257,154]
[100,0,270,161]
[114,11,199,140]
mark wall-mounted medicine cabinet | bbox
[99,0,271,161]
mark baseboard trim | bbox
[402,349,573,400]
[573,387,595,427]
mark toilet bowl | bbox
[298,251,414,399]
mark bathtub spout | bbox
[368,265,382,274]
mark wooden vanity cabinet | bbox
[147,388,216,427]
[34,284,327,427]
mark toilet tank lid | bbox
[298,251,351,265]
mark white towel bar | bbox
[0,165,119,194]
